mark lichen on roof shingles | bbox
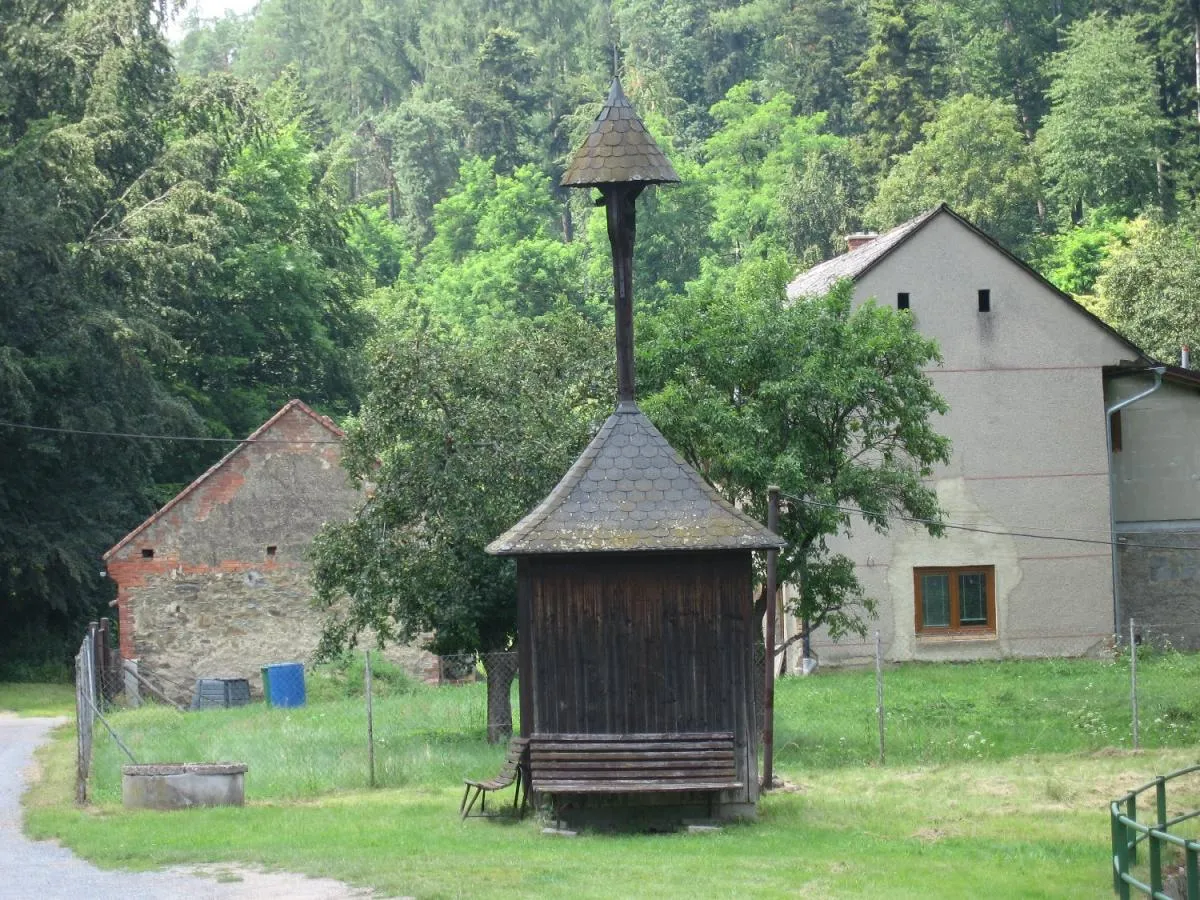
[486,403,784,555]
[560,79,681,188]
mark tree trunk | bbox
[481,652,516,744]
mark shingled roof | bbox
[561,78,680,188]
[785,207,940,300]
[487,402,784,555]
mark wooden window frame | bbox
[914,565,996,636]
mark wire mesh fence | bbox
[73,644,522,804]
[70,617,1200,810]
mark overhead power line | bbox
[0,420,342,444]
[781,493,1200,553]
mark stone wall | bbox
[120,564,436,700]
[1118,528,1200,651]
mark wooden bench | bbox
[460,736,528,819]
[529,732,742,795]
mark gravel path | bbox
[0,715,375,900]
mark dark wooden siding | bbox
[519,551,758,802]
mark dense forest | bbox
[5,0,1200,672]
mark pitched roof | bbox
[487,402,784,555]
[102,400,344,561]
[561,78,681,188]
[785,203,1149,361]
[785,207,941,300]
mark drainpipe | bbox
[1106,366,1165,636]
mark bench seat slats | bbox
[532,752,734,764]
[532,763,729,777]
[533,741,733,753]
[533,780,743,793]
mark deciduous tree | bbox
[638,257,949,642]
[310,309,611,740]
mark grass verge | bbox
[0,682,75,717]
[22,655,1200,898]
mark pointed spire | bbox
[561,79,681,188]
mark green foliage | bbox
[417,158,588,328]
[851,0,943,176]
[1037,15,1168,220]
[310,308,612,658]
[867,93,1041,252]
[719,0,867,128]
[703,82,852,261]
[306,651,420,702]
[1098,217,1200,366]
[173,10,251,77]
[0,0,197,659]
[640,262,949,639]
[1036,212,1134,297]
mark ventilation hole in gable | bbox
[978,289,991,312]
[897,292,910,310]
[266,545,277,558]
[141,548,155,559]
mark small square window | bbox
[915,566,995,635]
[266,545,277,558]
[141,548,154,559]
[897,292,910,310]
[978,289,991,312]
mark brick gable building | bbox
[103,400,431,698]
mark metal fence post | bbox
[1130,618,1140,751]
[1150,830,1163,897]
[1156,775,1168,832]
[1111,806,1122,893]
[1114,808,1132,900]
[761,485,779,792]
[875,631,885,766]
[365,650,376,789]
[1128,795,1139,864]
[1188,843,1199,899]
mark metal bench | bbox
[460,736,528,819]
[529,732,742,795]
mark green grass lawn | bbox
[0,682,75,717]
[23,653,1200,898]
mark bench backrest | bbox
[529,732,738,791]
[497,736,529,780]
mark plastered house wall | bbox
[1107,376,1200,648]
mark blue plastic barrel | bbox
[261,662,306,707]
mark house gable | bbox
[788,205,1148,372]
[104,400,353,568]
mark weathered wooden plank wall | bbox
[519,551,758,804]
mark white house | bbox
[784,204,1199,666]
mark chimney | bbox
[846,232,878,252]
[1183,345,1191,369]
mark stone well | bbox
[122,762,247,810]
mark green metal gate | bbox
[1111,766,1200,898]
